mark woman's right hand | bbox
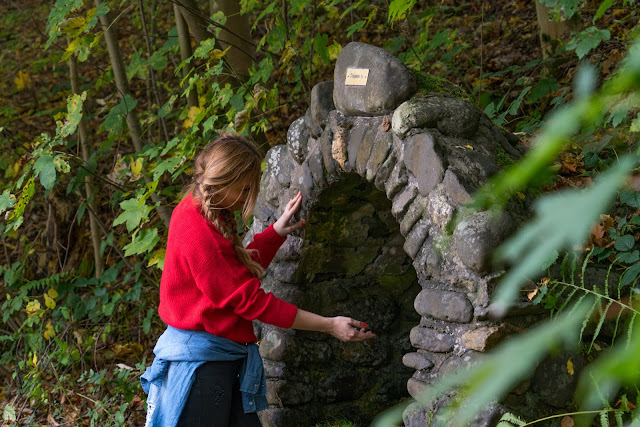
[328,316,376,342]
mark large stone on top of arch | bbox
[333,42,417,116]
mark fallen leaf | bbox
[527,287,538,301]
[567,358,574,376]
[561,415,574,427]
[593,342,602,351]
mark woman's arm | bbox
[291,309,376,342]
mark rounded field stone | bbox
[310,80,335,128]
[402,352,435,371]
[409,326,454,352]
[414,289,474,323]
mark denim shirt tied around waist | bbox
[140,326,267,427]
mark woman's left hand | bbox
[274,191,305,236]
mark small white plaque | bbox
[345,68,369,86]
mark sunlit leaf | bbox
[123,228,160,257]
[113,198,151,233]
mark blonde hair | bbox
[185,133,264,278]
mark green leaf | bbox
[100,94,138,133]
[346,20,366,38]
[618,250,639,264]
[113,198,151,233]
[124,228,160,257]
[193,38,217,60]
[34,155,57,190]
[594,0,616,22]
[567,27,611,60]
[158,94,178,119]
[388,0,416,22]
[493,156,635,310]
[620,190,640,208]
[621,262,640,286]
[45,0,84,49]
[314,34,330,64]
[149,50,168,70]
[2,404,16,422]
[126,51,148,81]
[529,78,561,103]
[614,235,635,251]
[60,92,86,137]
[0,190,16,214]
[507,86,531,115]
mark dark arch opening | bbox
[289,172,421,425]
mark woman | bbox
[141,134,375,427]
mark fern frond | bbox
[627,312,637,347]
[590,299,613,351]
[497,412,526,426]
[23,270,74,291]
[615,409,624,427]
[581,249,594,289]
[559,287,580,313]
[561,253,570,283]
[600,410,610,427]
[580,297,601,342]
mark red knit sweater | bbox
[158,193,298,343]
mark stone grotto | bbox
[244,42,557,426]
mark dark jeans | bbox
[177,359,262,427]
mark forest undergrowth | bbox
[1,0,639,425]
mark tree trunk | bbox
[68,55,103,278]
[174,0,212,44]
[174,3,199,108]
[535,1,570,58]
[176,0,254,79]
[96,0,171,227]
[209,0,254,78]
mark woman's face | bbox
[211,175,254,211]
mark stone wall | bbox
[246,42,536,426]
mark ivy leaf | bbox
[124,228,160,257]
[620,190,640,208]
[34,155,57,190]
[614,235,635,252]
[113,198,151,233]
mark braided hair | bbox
[185,133,264,278]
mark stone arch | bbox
[247,42,527,426]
